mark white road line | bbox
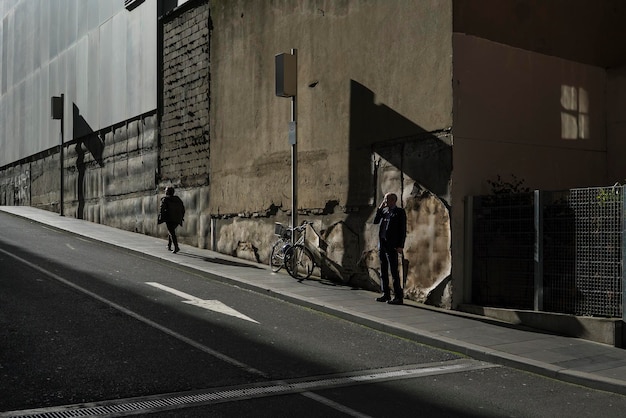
[1,360,497,417]
[1,246,499,418]
[146,281,259,323]
[0,247,268,379]
[301,392,373,418]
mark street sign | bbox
[275,53,297,97]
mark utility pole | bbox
[51,94,64,216]
[275,49,298,238]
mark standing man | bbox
[158,186,185,254]
[373,192,406,305]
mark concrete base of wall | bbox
[459,304,624,348]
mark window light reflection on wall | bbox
[561,85,589,140]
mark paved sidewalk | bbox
[3,205,626,396]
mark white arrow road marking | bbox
[146,282,259,324]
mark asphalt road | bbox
[3,212,626,417]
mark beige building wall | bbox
[208,0,455,301]
[1,0,623,310]
[452,34,609,304]
[209,0,453,215]
[607,67,626,184]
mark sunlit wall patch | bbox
[561,85,589,140]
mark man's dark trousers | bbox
[166,221,179,250]
[379,240,402,298]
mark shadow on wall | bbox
[341,80,452,304]
[73,103,104,219]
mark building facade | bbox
[1,0,625,312]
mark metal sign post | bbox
[275,49,298,240]
[533,190,544,311]
[51,94,64,216]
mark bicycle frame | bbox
[270,221,315,280]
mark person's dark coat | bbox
[158,195,185,226]
[374,206,407,249]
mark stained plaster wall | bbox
[209,0,454,301]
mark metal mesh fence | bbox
[471,193,535,310]
[542,190,576,314]
[545,187,622,317]
[471,187,623,318]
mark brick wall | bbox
[161,0,210,188]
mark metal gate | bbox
[469,186,624,318]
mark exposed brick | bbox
[161,0,210,185]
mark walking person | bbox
[158,186,185,254]
[373,192,406,305]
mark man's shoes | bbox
[167,245,172,251]
[376,295,390,302]
[387,298,403,305]
[172,247,180,254]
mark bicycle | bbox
[269,222,292,273]
[269,221,316,280]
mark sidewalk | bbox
[3,205,626,396]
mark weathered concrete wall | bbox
[64,115,160,233]
[359,133,452,303]
[2,0,455,305]
[1,0,624,315]
[209,0,455,302]
[0,0,210,252]
[0,151,65,212]
[0,163,32,207]
[0,113,166,240]
[209,0,453,214]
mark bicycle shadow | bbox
[294,272,362,290]
[177,251,263,269]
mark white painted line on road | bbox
[0,359,497,417]
[301,391,372,418]
[146,282,259,324]
[0,247,268,379]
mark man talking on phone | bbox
[373,192,407,305]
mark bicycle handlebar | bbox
[288,220,312,232]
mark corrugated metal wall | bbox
[0,0,157,167]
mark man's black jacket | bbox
[158,195,185,226]
[374,206,407,249]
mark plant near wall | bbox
[596,182,622,207]
[483,173,532,208]
[487,174,530,195]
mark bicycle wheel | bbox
[269,239,287,272]
[285,244,315,280]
